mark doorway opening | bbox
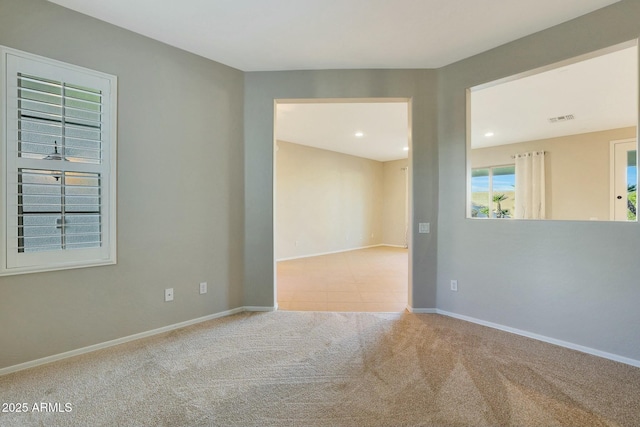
[273,98,412,312]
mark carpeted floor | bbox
[1,311,639,426]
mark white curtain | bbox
[514,151,546,219]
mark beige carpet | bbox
[1,311,639,426]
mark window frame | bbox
[470,164,516,219]
[1,46,117,276]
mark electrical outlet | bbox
[199,282,207,294]
[450,280,458,292]
[419,222,430,233]
[165,288,174,302]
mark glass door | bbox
[612,139,637,221]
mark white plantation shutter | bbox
[1,46,117,275]
[18,169,102,251]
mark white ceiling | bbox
[48,0,619,72]
[471,44,638,149]
[276,102,409,162]
[278,45,637,161]
[47,0,630,160]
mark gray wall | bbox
[2,0,639,370]
[437,0,640,361]
[0,0,245,369]
[244,70,439,309]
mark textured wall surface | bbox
[244,72,438,309]
[2,0,639,371]
[276,141,385,259]
[437,0,640,361]
[0,0,245,369]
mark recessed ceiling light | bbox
[403,147,409,151]
[355,131,364,138]
[484,132,494,137]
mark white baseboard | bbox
[244,306,277,312]
[277,244,406,261]
[406,306,436,314]
[0,307,252,377]
[10,305,635,376]
[434,309,640,368]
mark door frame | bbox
[609,138,637,221]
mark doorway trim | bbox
[610,138,637,221]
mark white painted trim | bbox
[244,306,277,312]
[7,304,637,377]
[609,138,637,220]
[0,46,118,276]
[406,306,436,314]
[276,244,404,261]
[0,307,247,376]
[434,309,640,368]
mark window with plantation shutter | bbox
[1,46,117,275]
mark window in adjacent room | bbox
[1,46,117,275]
[470,165,515,218]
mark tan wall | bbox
[276,141,384,259]
[471,127,636,221]
[382,159,409,246]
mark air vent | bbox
[549,114,575,123]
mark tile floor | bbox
[277,246,408,312]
